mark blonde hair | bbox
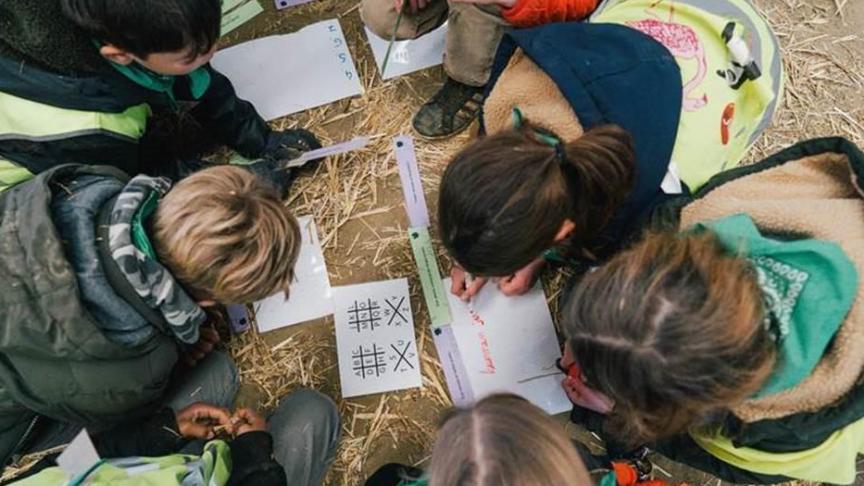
[153,166,301,304]
[427,394,591,486]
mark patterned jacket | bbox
[0,165,204,467]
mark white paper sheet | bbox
[212,19,363,120]
[443,278,571,414]
[366,23,447,80]
[254,216,334,331]
[334,279,422,398]
[57,430,100,479]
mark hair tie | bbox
[554,142,568,166]
[554,141,581,191]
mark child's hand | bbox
[498,258,545,296]
[176,403,234,439]
[394,0,431,13]
[451,266,488,302]
[232,408,267,436]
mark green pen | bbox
[381,1,409,78]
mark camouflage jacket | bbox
[0,165,188,467]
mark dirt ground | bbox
[217,1,864,485]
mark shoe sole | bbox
[412,118,478,141]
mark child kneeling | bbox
[0,165,301,467]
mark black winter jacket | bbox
[0,0,270,176]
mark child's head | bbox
[427,394,591,486]
[61,0,221,75]
[152,166,301,305]
[562,231,776,444]
[438,124,634,277]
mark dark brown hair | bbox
[427,394,591,486]
[438,124,635,276]
[562,231,777,444]
[61,0,221,58]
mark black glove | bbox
[246,129,322,194]
[262,128,322,161]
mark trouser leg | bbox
[443,2,510,86]
[266,389,341,486]
[165,351,240,411]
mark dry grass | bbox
[226,1,864,485]
[2,0,863,485]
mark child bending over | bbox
[439,0,781,299]
[0,165,301,468]
[557,136,864,484]
[366,394,592,485]
[0,0,319,192]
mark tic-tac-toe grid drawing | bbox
[334,279,422,398]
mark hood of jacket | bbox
[680,138,864,423]
[50,174,157,346]
[0,0,106,76]
[0,164,178,433]
[0,0,163,114]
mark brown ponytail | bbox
[438,123,635,276]
[562,231,777,445]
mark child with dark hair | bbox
[0,0,319,192]
[558,137,864,484]
[439,0,782,299]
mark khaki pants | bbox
[360,0,509,86]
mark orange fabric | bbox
[501,0,599,28]
[612,463,639,486]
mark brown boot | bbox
[412,77,486,140]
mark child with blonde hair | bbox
[0,164,301,467]
[366,394,593,486]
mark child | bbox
[359,0,598,139]
[559,137,864,484]
[13,390,340,486]
[365,394,592,485]
[0,164,301,468]
[439,0,782,300]
[0,0,318,192]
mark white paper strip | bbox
[366,23,447,80]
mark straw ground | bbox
[2,0,863,485]
[218,1,864,485]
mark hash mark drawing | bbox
[347,299,382,333]
[389,340,416,373]
[334,278,422,397]
[352,344,387,379]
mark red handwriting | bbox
[469,309,486,327]
[478,331,496,375]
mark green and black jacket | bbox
[0,0,271,191]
